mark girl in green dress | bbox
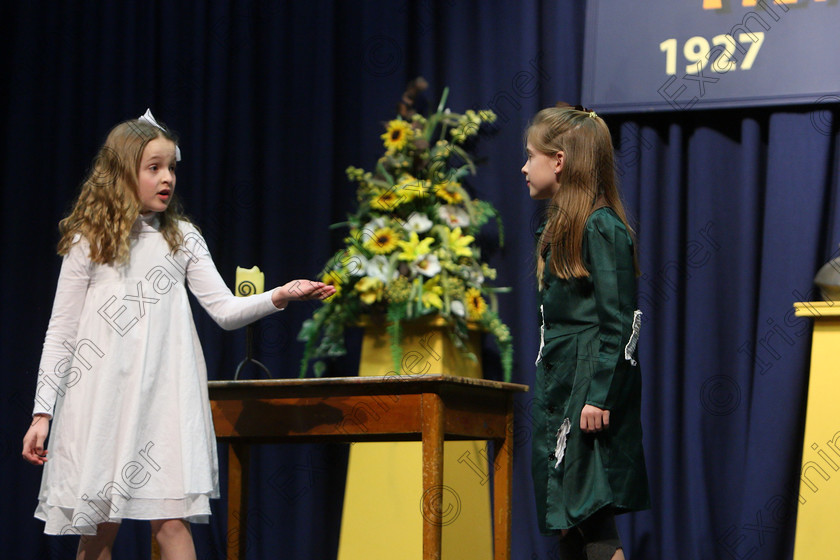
[522,106,651,560]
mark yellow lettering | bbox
[704,0,823,8]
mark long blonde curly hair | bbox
[526,106,638,286]
[57,118,191,264]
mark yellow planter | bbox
[337,317,493,560]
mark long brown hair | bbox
[526,106,637,287]
[57,118,191,264]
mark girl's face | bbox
[137,137,177,213]
[521,142,563,200]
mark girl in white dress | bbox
[21,110,334,559]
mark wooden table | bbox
[208,375,528,560]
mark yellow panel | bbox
[337,319,493,560]
[793,311,840,560]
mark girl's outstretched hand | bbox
[271,280,336,309]
[22,414,51,465]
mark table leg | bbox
[228,442,250,560]
[493,398,514,560]
[421,393,445,560]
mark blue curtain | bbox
[2,1,838,559]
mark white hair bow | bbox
[138,108,182,161]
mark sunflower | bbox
[364,227,400,255]
[465,287,487,320]
[395,175,430,202]
[434,180,464,204]
[381,119,413,153]
[321,270,343,301]
[371,188,404,211]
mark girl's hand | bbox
[22,414,51,465]
[580,404,610,433]
[271,280,336,309]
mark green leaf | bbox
[450,145,477,175]
[376,161,394,186]
[436,87,450,115]
[386,304,407,374]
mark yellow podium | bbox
[792,302,840,560]
[337,318,493,560]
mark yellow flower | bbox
[434,180,464,204]
[321,270,343,301]
[371,188,404,211]
[422,277,444,310]
[481,263,497,281]
[442,227,474,258]
[397,231,436,262]
[385,276,412,304]
[434,140,453,158]
[450,111,482,143]
[478,109,497,123]
[489,316,511,341]
[464,110,482,125]
[465,287,487,320]
[364,227,400,255]
[355,276,384,305]
[442,276,466,301]
[346,166,365,181]
[381,119,413,153]
[395,174,430,202]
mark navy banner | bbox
[582,0,840,113]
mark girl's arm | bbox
[23,238,92,464]
[32,238,93,417]
[183,228,332,330]
[581,212,636,429]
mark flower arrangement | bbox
[297,88,512,381]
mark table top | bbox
[208,375,528,400]
[794,301,840,318]
[208,375,529,399]
[208,375,528,442]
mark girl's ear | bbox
[554,151,565,174]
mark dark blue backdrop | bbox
[2,1,838,559]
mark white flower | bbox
[361,217,386,236]
[365,255,396,282]
[450,300,466,317]
[463,264,484,285]
[404,212,433,233]
[411,254,442,277]
[346,252,369,277]
[438,205,470,228]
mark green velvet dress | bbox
[532,207,651,533]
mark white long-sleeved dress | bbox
[33,214,280,535]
